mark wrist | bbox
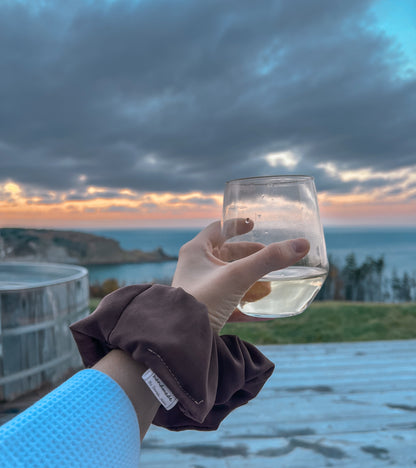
[93,350,160,441]
[70,283,274,432]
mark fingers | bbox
[183,221,222,251]
[241,280,271,303]
[231,238,310,287]
[218,241,265,262]
[192,218,254,248]
[222,218,254,241]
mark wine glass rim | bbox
[226,175,314,185]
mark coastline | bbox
[0,227,177,266]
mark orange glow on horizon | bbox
[0,181,415,229]
[0,182,223,228]
[318,192,416,226]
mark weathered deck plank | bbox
[140,340,416,467]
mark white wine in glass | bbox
[223,175,329,318]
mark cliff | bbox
[0,228,177,265]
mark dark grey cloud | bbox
[0,0,415,196]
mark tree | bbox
[343,253,358,301]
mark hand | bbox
[172,219,310,333]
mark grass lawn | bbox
[89,297,101,311]
[222,301,416,344]
[89,298,416,344]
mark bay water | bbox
[86,226,416,286]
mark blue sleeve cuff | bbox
[0,369,141,467]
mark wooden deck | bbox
[140,340,416,467]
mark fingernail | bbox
[292,238,309,253]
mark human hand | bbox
[172,219,310,333]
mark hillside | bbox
[0,228,176,265]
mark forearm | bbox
[70,283,275,432]
[93,349,160,441]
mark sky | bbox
[0,0,415,228]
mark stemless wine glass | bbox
[222,175,329,318]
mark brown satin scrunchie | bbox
[70,284,274,431]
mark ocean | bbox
[85,226,416,286]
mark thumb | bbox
[232,238,310,287]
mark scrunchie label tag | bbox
[142,369,178,410]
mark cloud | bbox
[317,161,416,197]
[0,0,414,200]
[168,196,217,206]
[264,150,300,169]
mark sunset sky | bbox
[1,0,415,228]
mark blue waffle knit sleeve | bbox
[0,369,141,467]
